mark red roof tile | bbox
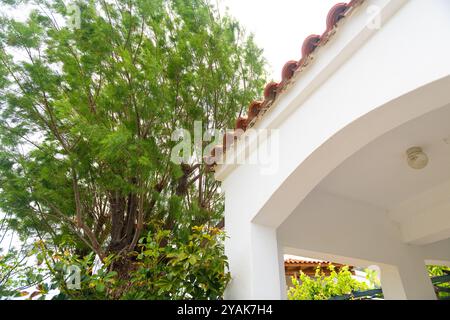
[284,258,353,268]
[285,259,330,265]
[206,0,365,168]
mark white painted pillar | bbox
[277,240,288,300]
[224,221,285,300]
[380,259,437,300]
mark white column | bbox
[224,221,285,300]
[380,259,437,300]
[278,240,288,300]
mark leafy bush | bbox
[0,245,49,300]
[0,248,32,299]
[31,226,229,300]
[287,265,378,300]
[124,226,230,300]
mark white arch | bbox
[255,76,450,227]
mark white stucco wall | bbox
[219,0,450,300]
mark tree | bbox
[0,248,30,298]
[287,265,380,301]
[0,221,49,299]
[0,0,266,299]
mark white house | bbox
[208,0,450,300]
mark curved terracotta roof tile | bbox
[263,81,280,100]
[285,259,330,265]
[235,117,249,131]
[281,60,300,83]
[301,34,322,57]
[326,3,350,32]
[206,1,364,168]
[248,100,264,122]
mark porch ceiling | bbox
[317,102,450,244]
[318,102,450,211]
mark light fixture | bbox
[406,147,429,170]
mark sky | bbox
[1,0,339,78]
[218,0,340,79]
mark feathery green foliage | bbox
[0,0,266,299]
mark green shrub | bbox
[287,264,377,300]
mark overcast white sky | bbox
[219,0,339,79]
[2,0,339,78]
